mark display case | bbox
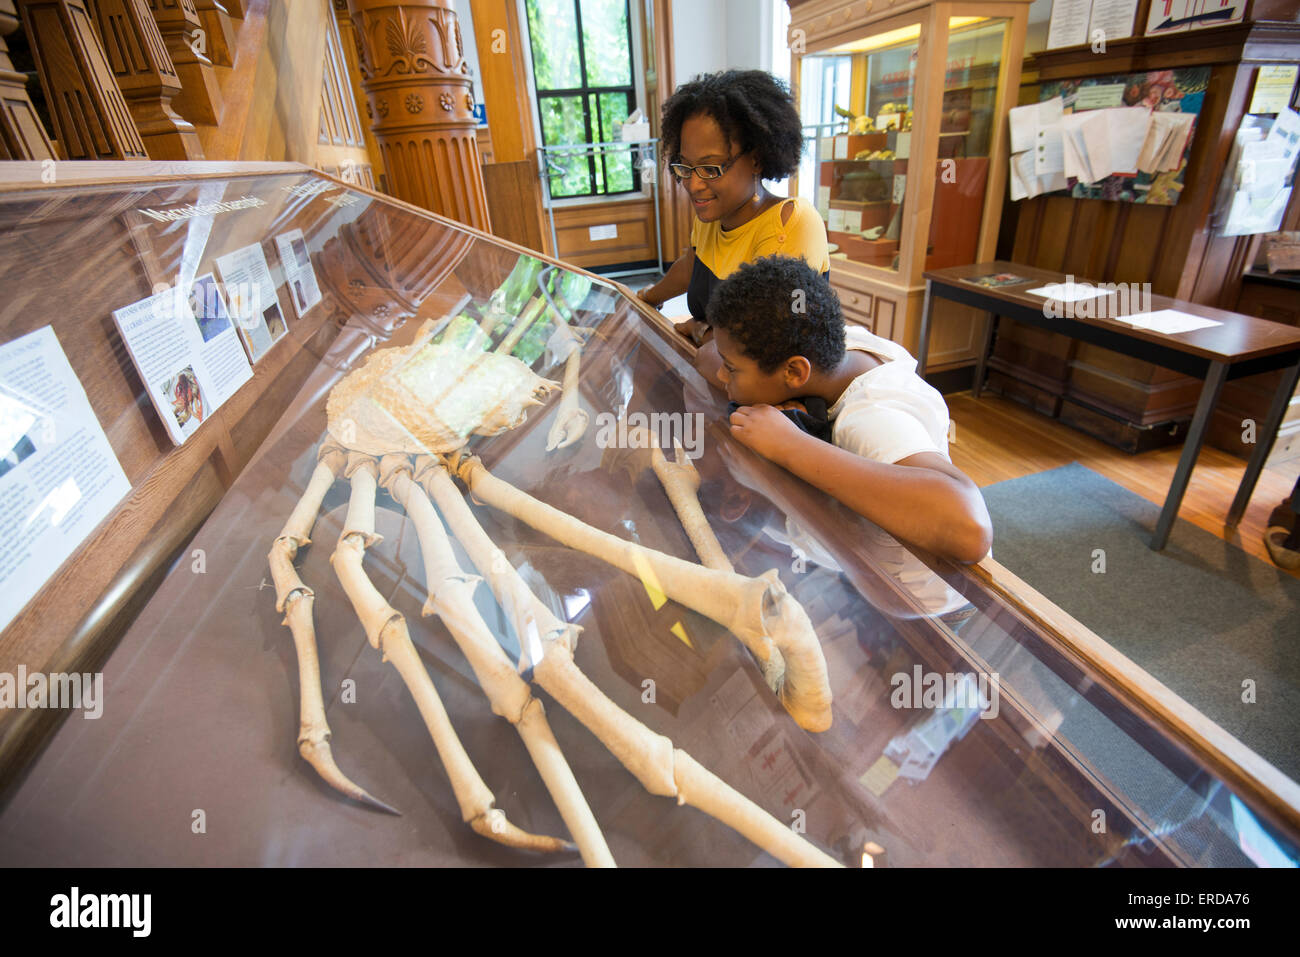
[0,162,1298,867]
[789,0,1032,371]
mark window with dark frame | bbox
[524,0,641,199]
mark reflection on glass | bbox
[798,18,1006,273]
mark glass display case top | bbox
[0,168,1296,867]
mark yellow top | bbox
[690,196,831,280]
[687,197,831,322]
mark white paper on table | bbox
[0,327,132,635]
[1046,0,1090,49]
[1026,281,1111,303]
[1114,309,1222,335]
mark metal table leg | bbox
[918,281,935,377]
[1151,360,1228,551]
[1227,354,1300,527]
[973,310,997,399]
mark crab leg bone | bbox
[266,441,396,814]
[415,457,838,867]
[629,427,735,573]
[545,344,590,451]
[385,456,613,867]
[455,455,831,732]
[330,453,570,853]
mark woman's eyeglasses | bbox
[669,157,738,181]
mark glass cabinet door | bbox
[797,17,1008,275]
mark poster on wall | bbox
[1037,66,1210,204]
[0,327,132,634]
[273,229,322,319]
[1145,0,1246,36]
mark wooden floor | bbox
[945,391,1300,578]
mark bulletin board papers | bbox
[274,229,322,319]
[1008,97,1067,200]
[1249,66,1299,116]
[0,327,131,635]
[1036,67,1210,205]
[1047,0,1138,50]
[1113,309,1221,335]
[111,279,253,445]
[214,243,288,363]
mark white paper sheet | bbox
[1026,281,1112,303]
[1087,0,1138,43]
[1047,0,1090,49]
[1114,309,1222,335]
[0,327,131,634]
[1136,111,1195,173]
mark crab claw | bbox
[298,730,400,815]
[546,405,589,450]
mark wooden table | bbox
[919,261,1300,551]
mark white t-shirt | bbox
[830,326,950,465]
[779,326,970,617]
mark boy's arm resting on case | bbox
[728,404,993,564]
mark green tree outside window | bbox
[526,0,639,198]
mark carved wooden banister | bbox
[0,0,57,158]
[145,0,221,125]
[86,0,202,158]
[16,0,147,159]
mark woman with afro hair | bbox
[637,70,829,385]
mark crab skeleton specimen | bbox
[267,313,838,868]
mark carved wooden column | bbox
[346,0,490,231]
[145,0,220,124]
[16,0,147,158]
[0,0,57,158]
[86,0,202,158]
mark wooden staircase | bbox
[2,0,379,185]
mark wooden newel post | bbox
[345,0,491,232]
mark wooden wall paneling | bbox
[552,197,656,268]
[145,0,222,126]
[649,0,690,264]
[481,158,547,252]
[86,0,203,159]
[17,0,148,158]
[0,0,58,158]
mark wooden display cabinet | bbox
[788,0,1032,371]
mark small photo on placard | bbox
[189,273,233,343]
[273,229,323,318]
[161,364,204,437]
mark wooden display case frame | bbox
[788,0,1032,370]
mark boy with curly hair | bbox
[709,255,993,565]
